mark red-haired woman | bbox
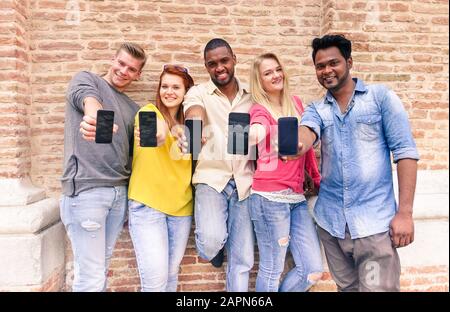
[128,65,194,292]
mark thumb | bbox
[83,115,97,126]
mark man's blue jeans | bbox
[60,186,128,292]
[194,179,255,292]
[249,194,323,292]
[128,200,192,292]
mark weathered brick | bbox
[390,3,410,12]
[1,0,448,293]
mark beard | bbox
[321,65,351,92]
[211,70,235,87]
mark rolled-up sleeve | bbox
[381,88,420,163]
[300,103,322,146]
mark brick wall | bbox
[1,0,448,292]
[0,0,31,179]
[325,0,449,170]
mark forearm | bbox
[249,124,266,146]
[396,158,418,215]
[185,105,205,122]
[298,126,317,155]
[83,97,103,117]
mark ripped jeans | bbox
[249,194,323,292]
[60,186,128,292]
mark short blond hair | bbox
[116,42,147,69]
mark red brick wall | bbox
[0,0,32,179]
[1,0,448,292]
[325,0,449,170]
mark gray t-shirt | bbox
[61,71,139,196]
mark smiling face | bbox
[314,46,352,93]
[104,50,143,92]
[259,57,284,95]
[204,46,236,87]
[159,73,186,110]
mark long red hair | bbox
[155,65,194,130]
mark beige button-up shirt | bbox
[183,78,254,201]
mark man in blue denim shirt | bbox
[297,35,419,291]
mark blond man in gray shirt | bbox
[61,43,146,291]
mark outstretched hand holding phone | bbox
[79,97,118,142]
[279,125,317,161]
[174,118,206,155]
[134,114,168,147]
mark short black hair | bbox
[311,35,352,63]
[203,38,233,60]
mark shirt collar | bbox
[325,78,367,103]
[206,77,249,95]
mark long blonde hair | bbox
[250,53,300,119]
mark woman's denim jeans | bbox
[194,179,255,292]
[60,186,128,292]
[128,200,192,292]
[249,194,323,292]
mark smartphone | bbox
[185,119,202,159]
[139,111,157,147]
[278,117,298,156]
[228,112,250,155]
[95,110,114,144]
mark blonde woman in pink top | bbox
[248,53,323,292]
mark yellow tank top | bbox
[128,104,193,216]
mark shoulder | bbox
[139,103,159,114]
[364,83,393,106]
[70,71,103,89]
[308,96,326,111]
[73,71,98,81]
[250,103,269,115]
[292,95,304,110]
[140,102,155,110]
[137,103,163,119]
[250,103,274,125]
[186,82,208,97]
[366,83,390,96]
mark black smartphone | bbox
[228,112,250,155]
[95,110,114,144]
[185,119,202,159]
[139,111,157,147]
[278,117,298,156]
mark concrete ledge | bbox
[0,178,46,206]
[0,197,60,234]
[0,221,65,286]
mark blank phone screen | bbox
[139,111,157,147]
[278,117,298,156]
[95,110,114,144]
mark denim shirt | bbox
[301,78,419,239]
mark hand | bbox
[277,139,302,162]
[134,126,141,146]
[80,115,118,141]
[303,170,317,196]
[173,124,189,153]
[172,124,207,154]
[389,211,414,248]
[135,119,168,147]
